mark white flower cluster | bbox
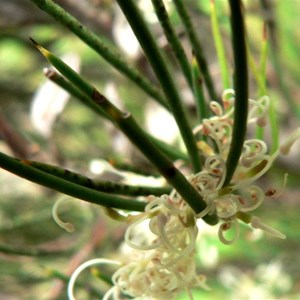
[68,192,209,300]
[109,193,209,299]
[191,89,286,244]
[68,90,300,299]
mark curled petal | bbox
[241,139,268,167]
[161,195,183,215]
[162,227,196,267]
[193,123,203,135]
[103,286,118,300]
[155,215,182,254]
[216,161,227,190]
[145,196,165,213]
[193,173,217,192]
[210,101,223,116]
[265,173,288,198]
[233,153,276,189]
[68,258,120,300]
[112,261,145,296]
[239,185,264,212]
[222,89,235,110]
[112,257,181,299]
[204,155,225,177]
[201,120,223,152]
[52,197,75,232]
[218,220,240,245]
[125,215,161,250]
[248,96,269,125]
[207,119,231,143]
[215,195,239,219]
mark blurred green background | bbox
[0,0,299,299]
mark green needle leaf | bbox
[0,152,146,212]
[26,160,172,196]
[223,0,248,187]
[173,0,218,101]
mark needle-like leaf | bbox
[223,0,248,187]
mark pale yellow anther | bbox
[197,141,215,156]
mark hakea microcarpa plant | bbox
[1,0,299,299]
[67,89,298,300]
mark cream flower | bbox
[192,90,288,244]
[107,193,209,300]
[69,192,209,300]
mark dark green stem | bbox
[173,0,218,101]
[150,0,193,88]
[223,0,248,187]
[29,0,168,109]
[0,152,146,212]
[27,160,172,196]
[116,0,201,173]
